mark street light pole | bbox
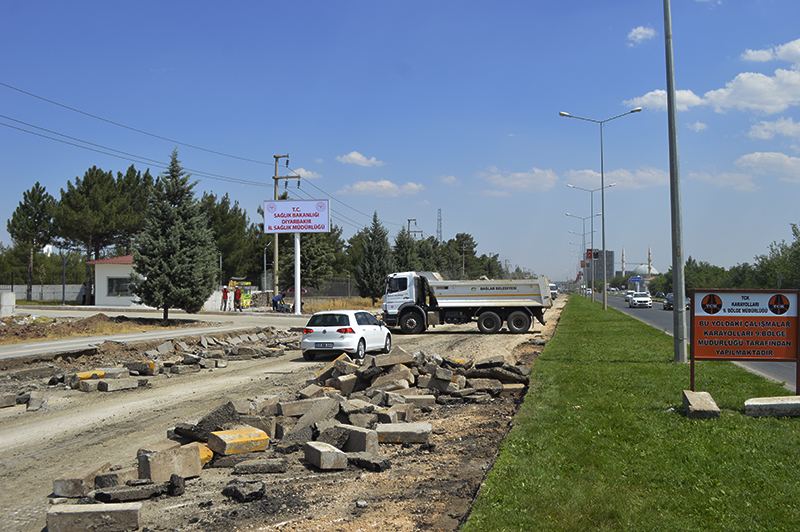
[559,107,641,310]
[567,183,616,303]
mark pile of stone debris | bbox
[44,343,539,530]
[1,327,299,411]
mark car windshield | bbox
[307,314,350,327]
[634,293,648,297]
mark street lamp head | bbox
[559,112,571,117]
[631,107,642,113]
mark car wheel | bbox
[477,311,502,334]
[381,334,392,353]
[506,311,531,334]
[302,351,316,361]
[356,339,366,360]
[399,312,424,334]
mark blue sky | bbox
[2,0,800,283]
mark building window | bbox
[108,277,131,297]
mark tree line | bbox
[4,150,520,310]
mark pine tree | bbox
[116,165,154,254]
[393,227,420,272]
[132,149,217,320]
[7,182,55,301]
[55,166,119,294]
[355,212,393,304]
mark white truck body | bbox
[382,271,552,334]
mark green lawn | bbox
[463,295,800,532]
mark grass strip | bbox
[464,295,800,532]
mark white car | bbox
[301,310,392,361]
[625,290,636,302]
[629,292,652,308]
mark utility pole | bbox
[272,154,292,298]
[407,219,423,239]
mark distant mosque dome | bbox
[633,264,659,276]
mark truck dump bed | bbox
[427,277,552,309]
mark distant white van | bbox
[549,283,558,299]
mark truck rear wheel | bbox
[399,312,424,334]
[477,311,502,334]
[507,311,531,334]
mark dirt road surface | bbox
[0,297,565,531]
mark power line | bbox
[0,118,267,188]
[0,81,271,165]
[287,167,404,229]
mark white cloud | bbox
[563,167,668,191]
[704,69,800,114]
[623,89,704,112]
[604,166,669,190]
[292,167,321,179]
[482,165,558,192]
[626,38,800,116]
[337,179,423,197]
[735,151,800,179]
[689,172,758,191]
[440,175,461,185]
[687,121,707,132]
[627,26,656,47]
[742,48,775,63]
[335,151,386,167]
[400,182,425,195]
[748,117,800,140]
[742,38,800,68]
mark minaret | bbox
[621,247,626,277]
[648,246,653,275]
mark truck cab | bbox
[382,271,437,333]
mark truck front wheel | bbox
[507,311,532,334]
[477,311,502,334]
[399,312,424,334]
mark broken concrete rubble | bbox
[44,340,532,529]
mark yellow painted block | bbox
[185,442,213,464]
[207,428,269,455]
[76,370,105,381]
[136,360,156,373]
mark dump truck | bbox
[382,271,552,334]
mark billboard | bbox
[691,289,799,362]
[263,199,331,234]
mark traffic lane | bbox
[604,295,795,392]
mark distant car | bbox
[301,310,392,361]
[549,283,558,299]
[625,290,636,303]
[663,293,691,310]
[629,292,652,308]
[656,292,665,299]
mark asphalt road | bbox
[600,294,796,392]
[0,306,310,363]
